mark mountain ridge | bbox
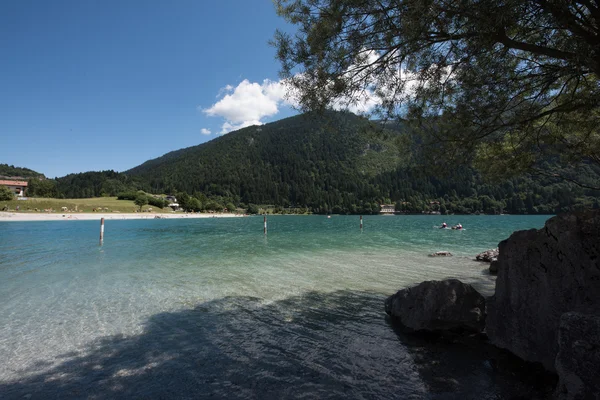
[6,111,599,214]
[125,111,407,207]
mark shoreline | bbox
[0,211,245,222]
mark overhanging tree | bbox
[273,0,600,188]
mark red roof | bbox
[0,180,28,186]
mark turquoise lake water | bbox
[0,215,551,399]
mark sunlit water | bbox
[0,215,551,399]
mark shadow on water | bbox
[387,320,556,400]
[1,290,554,400]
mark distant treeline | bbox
[22,164,600,216]
[15,112,600,214]
[0,163,44,179]
[26,170,150,199]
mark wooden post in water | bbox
[100,218,105,245]
[264,215,267,235]
[360,215,363,230]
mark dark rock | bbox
[555,312,600,400]
[385,279,486,333]
[429,251,453,257]
[475,248,499,262]
[489,260,499,274]
[487,210,600,373]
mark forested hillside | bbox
[126,112,406,208]
[0,164,44,179]
[125,111,599,214]
[15,112,600,214]
[54,171,149,199]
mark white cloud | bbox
[216,84,234,98]
[202,79,296,134]
[331,90,380,114]
[327,49,453,115]
[200,128,212,135]
[201,52,433,135]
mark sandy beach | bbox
[0,211,245,222]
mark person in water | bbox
[453,223,463,230]
[440,222,447,229]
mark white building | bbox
[380,204,395,214]
[165,195,180,211]
[0,180,27,197]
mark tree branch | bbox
[494,29,579,63]
[532,167,600,191]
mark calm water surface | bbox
[0,215,551,399]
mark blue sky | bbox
[0,1,298,178]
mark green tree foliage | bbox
[187,198,202,212]
[123,112,598,214]
[273,0,600,187]
[123,192,169,209]
[147,196,168,209]
[204,200,224,212]
[0,185,15,201]
[134,195,148,212]
[0,164,44,179]
[127,112,407,212]
[11,112,599,215]
[116,192,141,201]
[247,204,260,214]
[54,170,150,198]
[27,178,59,198]
[118,192,168,209]
[175,192,191,211]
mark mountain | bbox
[124,111,599,214]
[125,112,600,213]
[126,111,407,210]
[16,111,599,214]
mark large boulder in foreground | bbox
[385,279,486,333]
[487,210,600,373]
[555,312,600,400]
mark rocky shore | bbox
[474,248,499,274]
[474,248,498,262]
[386,210,600,399]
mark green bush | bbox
[187,198,202,212]
[147,196,167,209]
[0,186,15,201]
[116,192,138,200]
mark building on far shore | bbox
[165,195,180,211]
[380,204,396,214]
[0,180,28,197]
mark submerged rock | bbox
[555,312,600,400]
[487,210,600,373]
[429,251,453,257]
[385,279,486,333]
[474,248,499,262]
